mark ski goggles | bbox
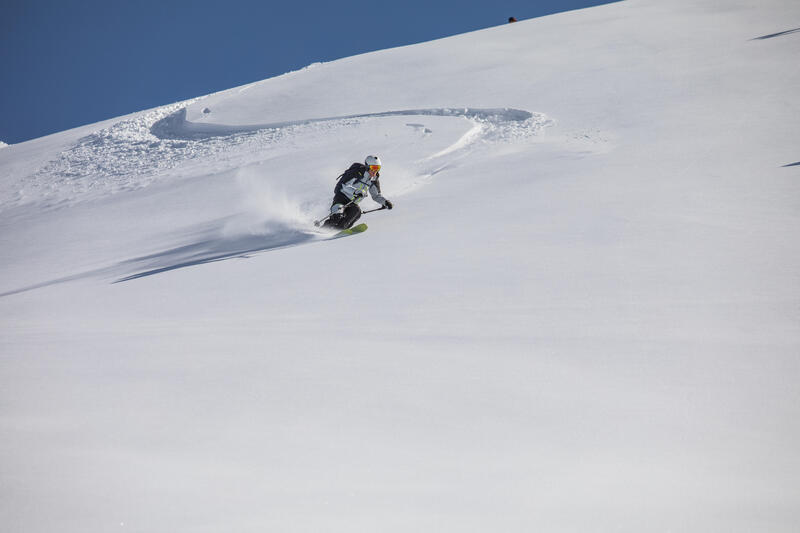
[368,165,381,172]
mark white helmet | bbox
[365,155,382,168]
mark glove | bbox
[384,199,393,210]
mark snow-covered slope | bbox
[2,1,799,531]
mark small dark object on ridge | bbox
[508,17,517,23]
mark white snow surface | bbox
[2,1,800,531]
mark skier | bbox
[322,155,393,229]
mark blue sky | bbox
[1,0,616,144]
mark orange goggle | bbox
[368,165,381,172]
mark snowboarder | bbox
[323,155,393,229]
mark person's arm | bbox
[369,180,391,207]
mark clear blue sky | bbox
[1,0,617,144]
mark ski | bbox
[332,223,368,238]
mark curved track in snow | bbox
[11,105,550,211]
[1,103,553,290]
[150,107,537,140]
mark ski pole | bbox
[361,206,387,214]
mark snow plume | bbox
[113,167,323,283]
[223,164,318,238]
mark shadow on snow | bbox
[0,225,331,297]
[752,28,800,40]
[113,226,322,283]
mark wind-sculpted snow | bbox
[10,105,550,211]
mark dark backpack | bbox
[336,162,365,183]
[334,162,381,195]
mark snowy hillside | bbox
[2,1,799,532]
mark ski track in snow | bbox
[6,104,551,212]
[0,104,552,290]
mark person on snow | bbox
[323,155,393,229]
